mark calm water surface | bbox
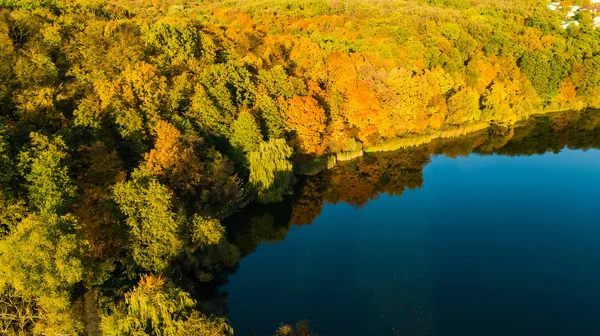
[223,112,600,336]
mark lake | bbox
[222,111,600,336]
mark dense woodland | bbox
[0,0,599,334]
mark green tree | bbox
[520,51,551,96]
[199,63,256,117]
[100,274,232,336]
[143,19,203,65]
[188,215,224,249]
[18,132,76,216]
[257,65,306,99]
[112,167,183,272]
[248,139,294,203]
[0,214,84,335]
[230,111,263,154]
[256,91,286,139]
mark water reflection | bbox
[222,110,600,335]
[227,110,600,257]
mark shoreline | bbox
[295,108,583,176]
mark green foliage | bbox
[199,63,256,116]
[249,139,294,203]
[258,66,306,99]
[189,215,224,248]
[112,167,183,272]
[188,85,229,136]
[447,88,481,124]
[100,275,233,336]
[0,214,83,294]
[440,23,462,41]
[195,149,247,218]
[257,92,286,139]
[520,51,551,96]
[580,56,600,92]
[18,133,76,216]
[296,155,337,176]
[0,196,26,236]
[0,214,84,335]
[143,19,203,65]
[230,111,263,153]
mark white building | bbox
[562,20,580,29]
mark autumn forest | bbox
[1,0,599,334]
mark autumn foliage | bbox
[145,121,202,191]
[1,0,600,334]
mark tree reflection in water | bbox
[213,110,600,330]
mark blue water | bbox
[225,149,600,336]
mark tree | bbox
[188,84,230,136]
[520,51,551,96]
[248,139,294,203]
[112,167,183,272]
[142,19,204,66]
[447,88,481,124]
[256,90,286,139]
[0,214,84,335]
[93,62,169,139]
[3,0,600,333]
[188,215,224,249]
[0,285,37,334]
[344,79,384,143]
[18,132,76,216]
[199,63,256,117]
[280,95,327,155]
[257,65,306,99]
[145,121,202,192]
[100,274,232,336]
[72,141,126,261]
[194,149,247,219]
[275,320,315,336]
[386,68,432,134]
[230,111,263,154]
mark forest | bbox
[0,0,599,334]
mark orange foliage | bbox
[280,95,327,155]
[559,80,577,101]
[344,80,383,143]
[145,121,202,191]
[290,177,324,226]
[326,51,357,91]
[473,59,498,93]
[429,95,448,129]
